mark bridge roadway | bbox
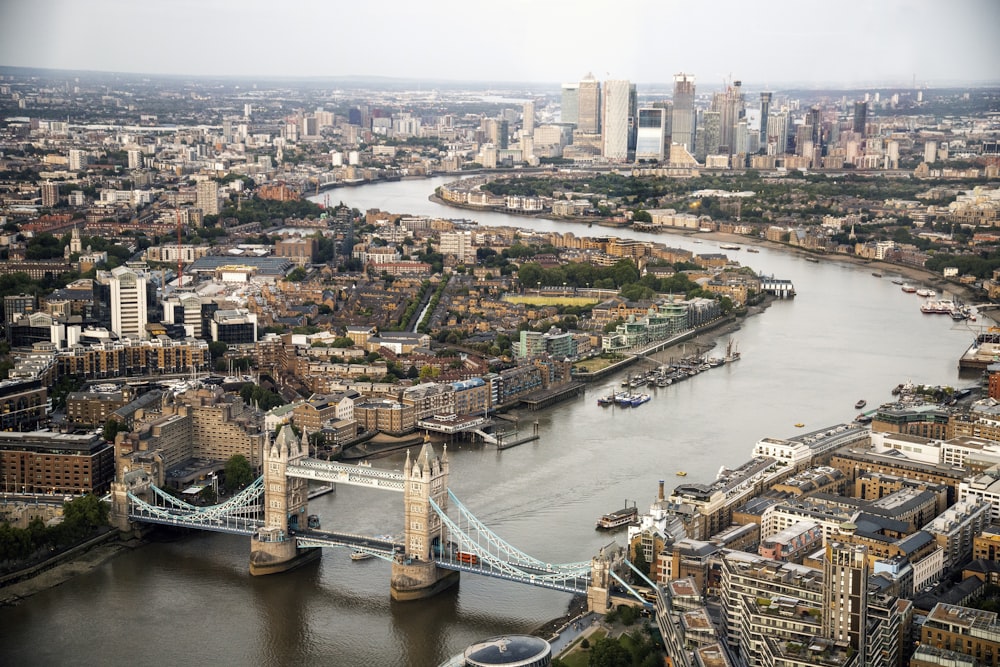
[293,529,402,560]
[431,557,590,594]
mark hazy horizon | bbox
[2,0,999,89]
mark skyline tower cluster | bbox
[552,71,886,170]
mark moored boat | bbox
[794,423,805,428]
[676,471,687,477]
[597,392,617,406]
[720,244,741,250]
[916,288,936,297]
[596,504,638,529]
[855,399,867,409]
[630,393,651,407]
[872,272,882,277]
[746,248,760,253]
[901,284,916,293]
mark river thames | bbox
[0,177,984,666]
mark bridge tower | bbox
[391,439,460,600]
[587,543,625,612]
[249,425,319,575]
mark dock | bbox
[958,332,1000,372]
[519,382,586,410]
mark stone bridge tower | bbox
[249,425,318,575]
[588,542,626,612]
[391,439,460,600]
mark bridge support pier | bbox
[390,559,460,601]
[250,536,320,576]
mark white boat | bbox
[916,288,936,297]
[351,551,373,561]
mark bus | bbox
[456,551,479,565]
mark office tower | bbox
[601,80,632,161]
[222,119,232,143]
[635,108,666,161]
[522,101,535,137]
[671,73,696,153]
[41,181,59,208]
[110,266,148,340]
[767,111,789,154]
[577,74,601,134]
[560,83,579,125]
[853,101,867,134]
[822,542,869,665]
[697,110,720,161]
[197,180,220,216]
[498,120,509,149]
[244,103,252,118]
[758,92,772,148]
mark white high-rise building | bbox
[110,266,148,340]
[127,148,142,170]
[924,141,937,164]
[602,80,632,161]
[68,149,88,171]
[766,111,789,155]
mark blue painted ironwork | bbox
[126,476,265,535]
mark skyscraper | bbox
[560,83,579,126]
[853,100,868,135]
[697,110,720,161]
[822,541,869,665]
[635,108,666,161]
[671,73,696,153]
[577,74,601,134]
[110,266,148,340]
[758,92,772,148]
[767,111,789,155]
[522,100,535,137]
[713,80,745,155]
[601,80,632,161]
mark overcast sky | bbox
[1,0,998,88]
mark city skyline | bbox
[1,0,999,87]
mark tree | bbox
[588,636,631,667]
[632,547,649,577]
[102,418,126,443]
[224,454,254,491]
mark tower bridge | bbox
[110,425,637,609]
